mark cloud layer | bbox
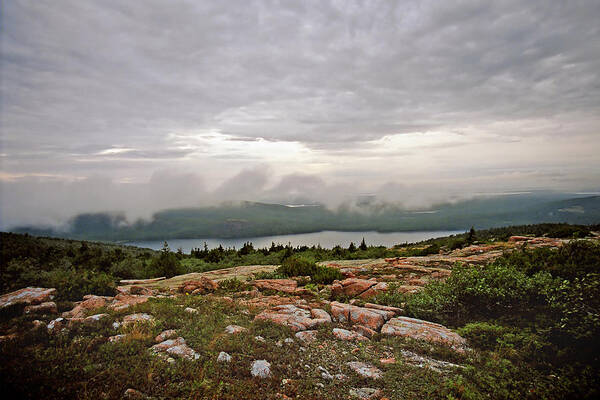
[1,0,599,228]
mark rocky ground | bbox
[0,235,571,399]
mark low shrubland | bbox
[373,240,600,399]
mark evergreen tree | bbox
[359,237,367,251]
[467,227,476,244]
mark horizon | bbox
[2,1,600,229]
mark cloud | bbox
[1,0,599,227]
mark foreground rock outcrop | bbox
[179,278,219,294]
[0,287,56,310]
[329,301,397,331]
[254,304,331,331]
[381,316,468,352]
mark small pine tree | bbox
[149,241,180,278]
[348,242,357,252]
[359,237,367,251]
[467,227,476,244]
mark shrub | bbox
[40,268,117,301]
[449,238,466,250]
[372,282,406,306]
[497,240,600,280]
[217,278,249,293]
[311,265,343,284]
[404,243,440,256]
[276,257,318,277]
[547,273,600,342]
[276,257,342,284]
[458,322,515,350]
[404,263,557,325]
[109,257,145,279]
[146,245,182,278]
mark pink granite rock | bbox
[381,316,468,352]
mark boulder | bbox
[166,344,200,360]
[251,360,272,378]
[83,313,109,326]
[224,324,247,334]
[24,301,57,315]
[295,330,318,343]
[346,362,383,379]
[109,293,150,311]
[352,325,377,339]
[152,337,199,360]
[359,282,389,299]
[108,334,126,343]
[122,313,155,327]
[330,302,393,331]
[311,308,332,322]
[254,304,331,331]
[331,279,377,297]
[155,329,178,343]
[251,279,298,293]
[381,316,468,352]
[319,366,334,380]
[152,337,186,352]
[399,349,463,372]
[47,317,66,333]
[350,387,383,399]
[363,303,403,315]
[129,286,156,296]
[332,328,368,342]
[217,351,232,362]
[179,278,218,294]
[0,287,56,310]
[63,295,109,318]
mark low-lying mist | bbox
[0,167,491,231]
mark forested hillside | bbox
[10,195,600,241]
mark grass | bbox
[2,226,600,399]
[0,292,480,400]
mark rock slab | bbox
[251,359,272,378]
[254,304,331,331]
[0,287,56,309]
[381,316,468,352]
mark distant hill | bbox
[9,194,600,241]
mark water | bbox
[125,230,464,253]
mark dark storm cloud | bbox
[1,0,599,227]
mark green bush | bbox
[276,257,342,284]
[547,272,600,341]
[497,240,600,280]
[311,265,343,284]
[402,243,440,257]
[40,268,117,301]
[276,257,318,277]
[458,322,516,350]
[109,257,145,279]
[217,278,249,293]
[146,244,182,278]
[449,238,466,250]
[404,263,557,325]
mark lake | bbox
[125,230,464,253]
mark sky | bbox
[1,0,599,228]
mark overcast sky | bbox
[1,0,599,227]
